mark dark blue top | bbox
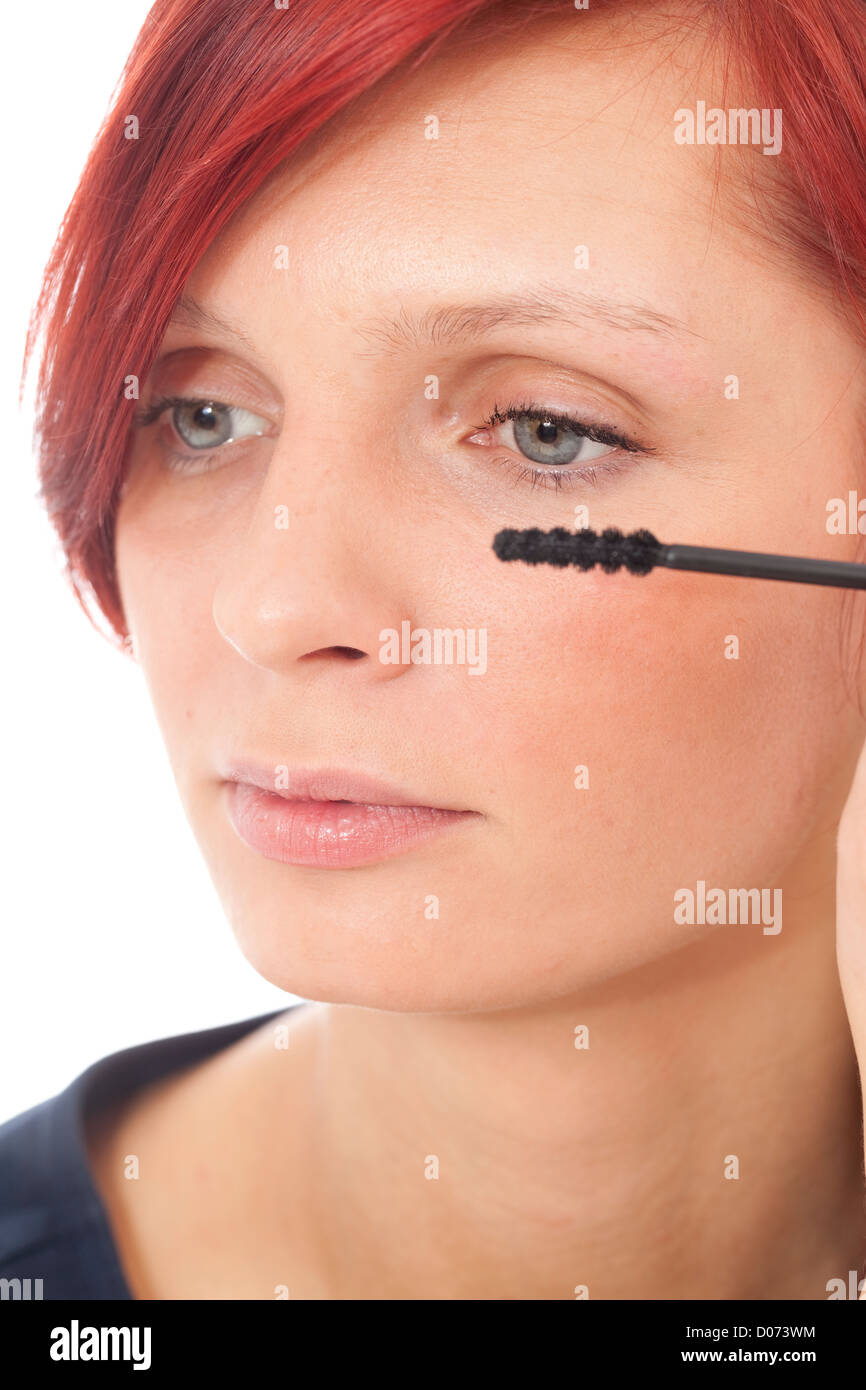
[0,1006,294,1299]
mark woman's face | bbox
[115,5,865,1012]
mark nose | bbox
[212,432,412,679]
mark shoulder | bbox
[0,1005,295,1299]
[0,1077,128,1299]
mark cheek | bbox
[477,568,851,882]
[115,513,221,755]
[118,493,853,894]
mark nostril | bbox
[300,646,367,660]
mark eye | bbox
[132,394,272,474]
[467,397,651,492]
[491,409,615,465]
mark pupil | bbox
[195,405,217,430]
[537,419,558,443]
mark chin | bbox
[191,793,707,1012]
[216,879,682,1015]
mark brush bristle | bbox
[493,526,661,574]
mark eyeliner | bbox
[492,526,866,590]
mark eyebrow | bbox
[166,295,258,350]
[356,284,701,354]
[168,283,700,357]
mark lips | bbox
[219,761,481,868]
[222,760,470,810]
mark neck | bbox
[300,896,863,1299]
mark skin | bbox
[87,4,866,1298]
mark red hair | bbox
[21,0,866,644]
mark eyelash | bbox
[131,394,263,473]
[474,397,654,492]
[132,392,654,490]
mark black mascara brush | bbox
[492,526,866,590]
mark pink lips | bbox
[221,763,481,868]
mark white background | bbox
[1,2,297,1125]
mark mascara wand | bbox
[492,526,866,590]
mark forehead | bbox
[179,5,796,362]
